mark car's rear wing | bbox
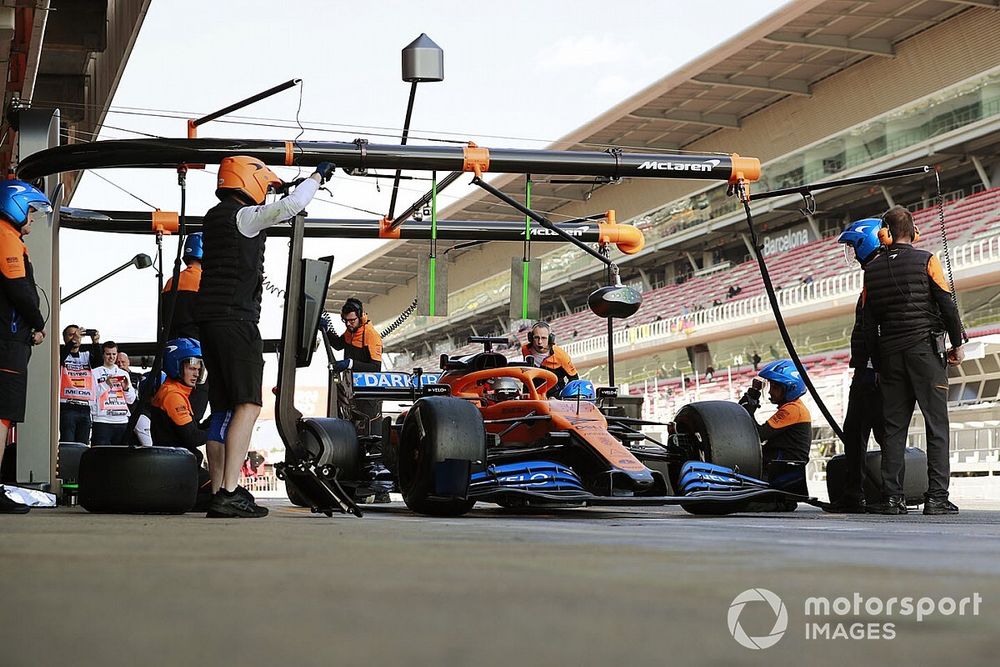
[351,371,450,402]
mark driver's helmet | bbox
[485,377,521,404]
[561,379,596,401]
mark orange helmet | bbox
[216,156,283,204]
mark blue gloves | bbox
[332,358,353,373]
[315,162,335,184]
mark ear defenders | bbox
[530,321,555,348]
[342,298,364,317]
[877,211,920,246]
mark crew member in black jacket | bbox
[862,205,964,516]
[826,219,887,513]
[196,156,333,518]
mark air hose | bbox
[734,181,846,443]
[932,169,967,342]
[380,297,418,338]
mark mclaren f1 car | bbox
[276,337,814,518]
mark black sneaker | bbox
[206,487,269,518]
[867,496,908,515]
[923,497,959,515]
[823,498,867,514]
[0,487,30,514]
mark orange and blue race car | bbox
[277,337,818,518]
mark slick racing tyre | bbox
[674,400,762,480]
[398,397,486,517]
[78,446,198,514]
[284,476,312,508]
[297,418,362,480]
[284,418,363,507]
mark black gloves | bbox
[738,385,761,415]
[315,162,336,184]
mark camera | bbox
[84,329,98,337]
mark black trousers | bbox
[59,404,92,445]
[840,368,885,503]
[879,341,951,500]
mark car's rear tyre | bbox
[398,397,485,517]
[673,400,762,479]
[78,446,198,514]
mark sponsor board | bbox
[352,372,442,388]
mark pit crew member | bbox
[0,179,50,514]
[520,321,579,398]
[824,219,887,513]
[738,359,812,511]
[196,156,333,518]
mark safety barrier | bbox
[240,469,280,493]
[563,233,1000,360]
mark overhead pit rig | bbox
[13,69,946,516]
[11,71,764,510]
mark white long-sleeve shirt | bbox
[237,176,320,238]
[91,364,137,424]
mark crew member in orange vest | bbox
[326,298,389,484]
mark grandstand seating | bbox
[548,186,1000,344]
[399,187,1000,373]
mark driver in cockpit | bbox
[483,377,523,405]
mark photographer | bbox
[59,324,101,444]
[863,205,964,516]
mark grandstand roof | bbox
[328,0,979,304]
[0,1,150,200]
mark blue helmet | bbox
[758,359,806,401]
[838,218,882,266]
[0,180,51,229]
[183,232,203,261]
[164,338,203,381]
[561,379,596,401]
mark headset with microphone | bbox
[529,321,555,350]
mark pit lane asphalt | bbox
[3,502,998,667]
